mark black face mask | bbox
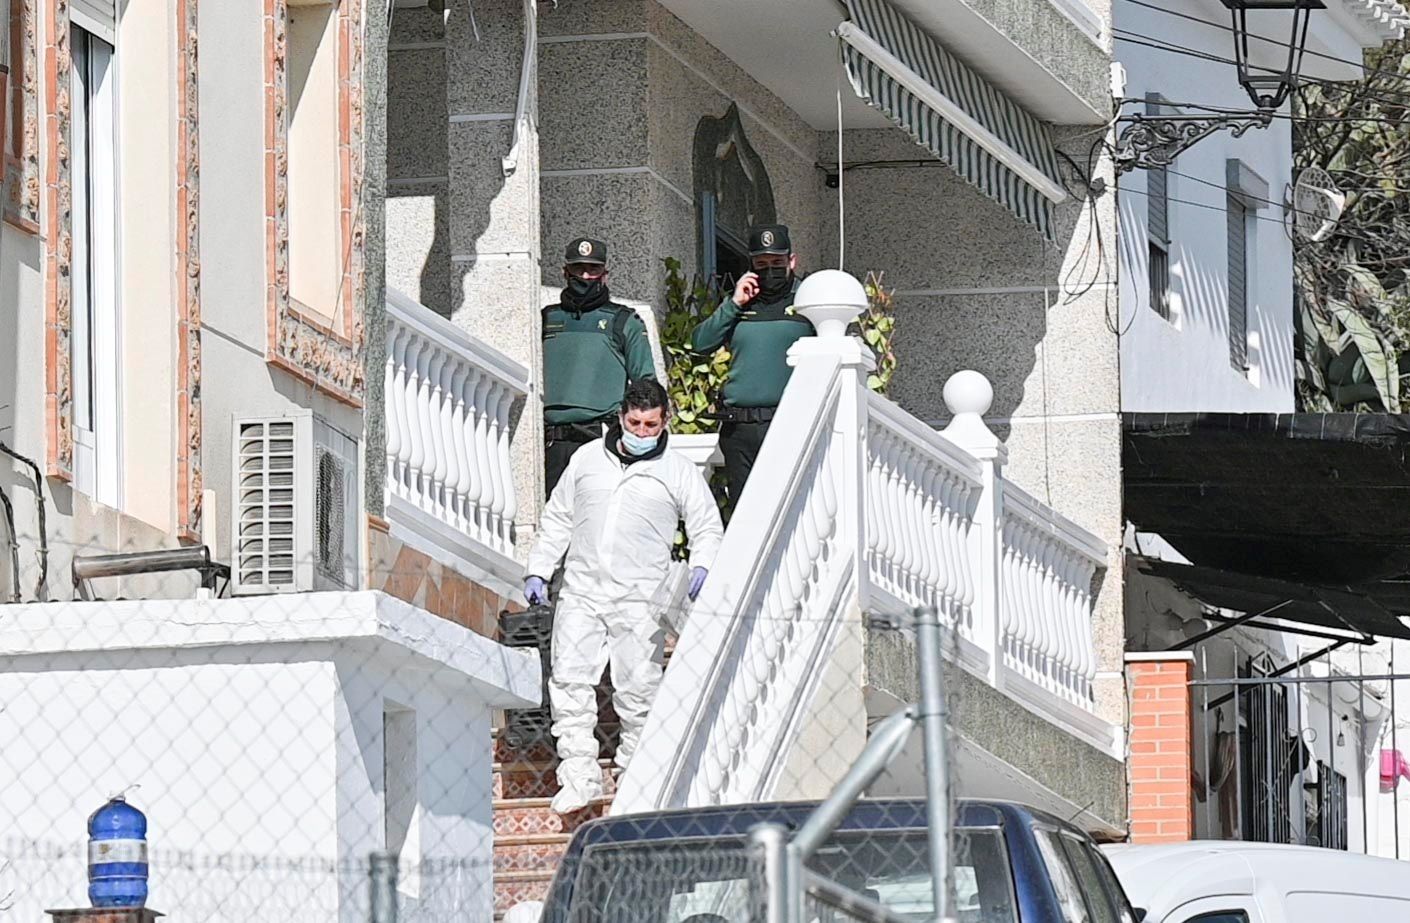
[564,274,610,311]
[756,265,793,302]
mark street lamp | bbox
[1223,0,1324,111]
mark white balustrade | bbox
[383,288,530,587]
[865,396,982,640]
[1000,485,1105,709]
[613,271,1118,816]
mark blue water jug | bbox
[87,796,148,908]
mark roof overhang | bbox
[655,0,1109,127]
[1123,412,1410,640]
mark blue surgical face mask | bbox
[621,429,660,456]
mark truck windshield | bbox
[558,828,1016,923]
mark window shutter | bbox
[1147,162,1168,244]
[1227,193,1248,371]
[1144,97,1170,246]
[70,0,117,45]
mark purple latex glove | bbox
[524,576,549,606]
[687,566,708,601]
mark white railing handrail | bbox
[613,352,853,813]
[615,274,1120,814]
[382,289,529,590]
[866,392,985,487]
[385,287,531,396]
[1001,480,1107,566]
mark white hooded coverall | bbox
[526,435,723,795]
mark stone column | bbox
[445,0,545,544]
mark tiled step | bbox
[493,795,611,836]
[494,758,617,799]
[492,725,621,764]
[495,871,556,918]
[494,832,573,874]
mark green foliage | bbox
[659,257,730,434]
[659,258,899,558]
[860,271,898,395]
[1294,39,1410,411]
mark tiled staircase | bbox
[490,687,620,917]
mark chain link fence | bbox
[0,535,978,923]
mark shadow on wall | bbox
[0,230,45,602]
[836,127,1116,444]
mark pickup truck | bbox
[513,799,1139,923]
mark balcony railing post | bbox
[790,271,876,605]
[940,371,1007,687]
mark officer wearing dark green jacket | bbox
[690,224,814,505]
[542,237,657,492]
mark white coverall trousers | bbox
[549,588,668,788]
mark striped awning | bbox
[838,0,1068,241]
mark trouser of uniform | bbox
[545,422,603,495]
[549,589,668,789]
[719,419,772,508]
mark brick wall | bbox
[1126,653,1194,843]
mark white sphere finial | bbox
[943,370,993,417]
[794,270,868,339]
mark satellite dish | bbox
[1293,166,1346,243]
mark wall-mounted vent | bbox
[231,413,360,595]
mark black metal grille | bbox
[1240,665,1291,844]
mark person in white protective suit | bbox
[524,378,723,814]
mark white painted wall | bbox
[117,0,178,531]
[198,0,364,573]
[0,591,539,922]
[1115,0,1296,413]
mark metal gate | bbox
[1189,650,1410,854]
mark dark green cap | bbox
[565,237,608,266]
[747,224,791,256]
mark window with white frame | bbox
[1146,97,1172,322]
[69,17,120,506]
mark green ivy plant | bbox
[859,271,898,396]
[659,258,900,423]
[660,258,899,559]
[660,257,730,434]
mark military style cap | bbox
[748,224,792,256]
[564,237,608,266]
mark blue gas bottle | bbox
[87,795,148,907]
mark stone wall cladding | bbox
[263,0,366,407]
[960,0,1110,117]
[176,0,203,540]
[1126,655,1195,843]
[43,0,73,480]
[6,0,42,233]
[866,627,1127,829]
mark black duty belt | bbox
[706,405,777,424]
[545,421,607,442]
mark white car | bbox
[1103,841,1410,923]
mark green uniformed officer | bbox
[542,237,657,492]
[690,224,814,506]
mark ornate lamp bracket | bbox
[1113,111,1274,174]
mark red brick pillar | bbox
[1126,653,1195,843]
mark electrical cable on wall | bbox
[0,442,49,598]
[835,40,846,270]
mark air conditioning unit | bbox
[231,412,360,595]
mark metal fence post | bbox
[369,851,398,923]
[913,607,957,923]
[751,822,793,923]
